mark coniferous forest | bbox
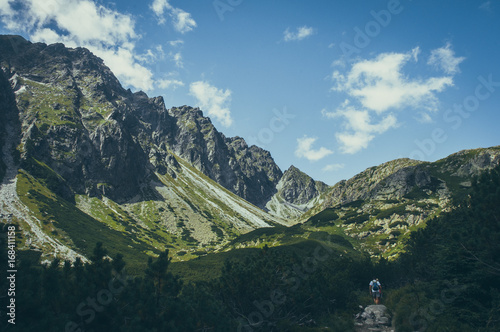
[2,165,500,331]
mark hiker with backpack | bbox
[369,278,382,304]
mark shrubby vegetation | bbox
[2,235,369,331]
[384,165,500,331]
[2,165,499,331]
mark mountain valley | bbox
[1,35,500,267]
[1,34,500,332]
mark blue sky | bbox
[1,0,500,185]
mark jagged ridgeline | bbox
[1,35,500,268]
[0,35,327,265]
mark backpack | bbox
[372,281,379,291]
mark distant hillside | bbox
[303,146,500,258]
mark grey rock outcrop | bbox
[279,165,329,205]
[321,159,425,208]
[266,165,329,219]
[354,305,393,332]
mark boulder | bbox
[354,305,394,332]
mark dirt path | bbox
[0,121,87,263]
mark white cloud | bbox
[327,45,463,154]
[150,0,196,33]
[189,81,233,127]
[0,0,154,91]
[283,26,315,42]
[332,47,454,113]
[335,131,374,154]
[325,102,397,134]
[150,0,169,24]
[169,39,184,47]
[96,47,155,91]
[137,45,165,64]
[295,136,333,161]
[428,42,466,75]
[324,101,398,154]
[332,58,346,68]
[322,163,344,172]
[157,78,184,89]
[0,0,14,19]
[170,51,183,68]
[137,49,156,64]
[171,8,197,34]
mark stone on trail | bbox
[354,305,394,332]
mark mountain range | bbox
[1,34,499,266]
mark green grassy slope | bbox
[16,167,157,273]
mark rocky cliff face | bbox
[0,35,291,261]
[0,35,280,207]
[278,165,329,204]
[165,107,282,208]
[266,165,329,219]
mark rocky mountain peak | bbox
[284,164,300,174]
[0,35,285,207]
[265,165,329,219]
[279,165,329,204]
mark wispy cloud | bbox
[171,7,197,34]
[150,0,196,33]
[0,0,154,91]
[322,163,345,172]
[328,45,463,153]
[428,42,466,74]
[168,39,184,47]
[479,1,492,12]
[166,39,184,69]
[189,81,233,127]
[137,45,165,64]
[283,26,315,42]
[150,0,169,24]
[295,136,333,161]
[171,51,183,68]
[157,78,184,89]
